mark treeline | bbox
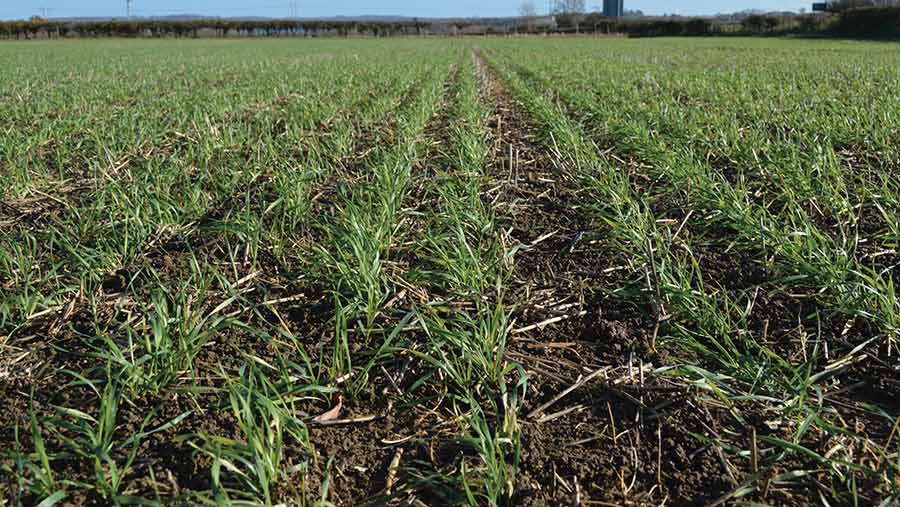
[724,7,900,37]
[829,6,900,35]
[550,14,824,36]
[3,6,900,40]
[0,16,763,40]
[554,7,900,37]
[0,18,436,39]
[552,13,722,36]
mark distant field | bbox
[1,37,899,506]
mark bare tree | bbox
[553,0,587,15]
[519,1,538,32]
[553,0,586,33]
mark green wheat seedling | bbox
[30,377,189,504]
[183,364,311,506]
[87,277,239,398]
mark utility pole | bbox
[126,0,134,18]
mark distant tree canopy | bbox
[0,15,729,39]
[0,18,435,39]
[553,0,587,32]
[552,0,587,15]
[825,0,899,11]
[741,14,781,32]
[519,1,539,32]
[1,5,898,40]
[830,5,900,34]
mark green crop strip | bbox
[481,39,900,504]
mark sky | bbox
[3,0,813,21]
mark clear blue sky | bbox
[3,0,813,21]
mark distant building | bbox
[603,0,624,17]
